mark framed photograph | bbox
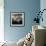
[10,12,25,27]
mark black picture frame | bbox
[10,12,25,27]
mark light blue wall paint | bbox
[40,0,46,27]
[4,0,40,42]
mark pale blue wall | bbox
[4,0,40,42]
[40,0,46,27]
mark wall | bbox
[40,0,46,27]
[4,0,40,42]
[0,0,4,42]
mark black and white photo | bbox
[10,12,25,27]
